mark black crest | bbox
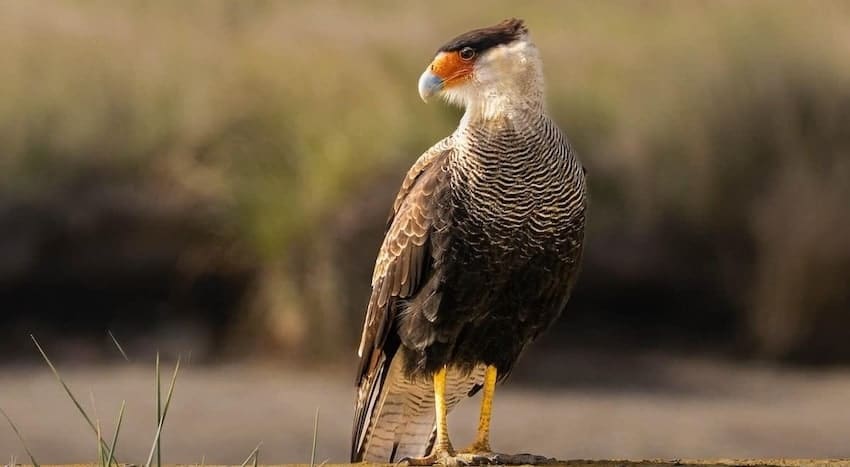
[438,18,528,54]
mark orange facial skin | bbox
[429,51,475,88]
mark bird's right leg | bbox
[400,366,458,466]
[460,365,497,455]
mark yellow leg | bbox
[463,365,497,453]
[402,366,455,465]
[433,365,455,454]
[403,365,552,465]
[455,365,555,464]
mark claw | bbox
[488,453,557,465]
[397,455,435,466]
[398,451,476,467]
[458,453,495,465]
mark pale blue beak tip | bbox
[418,70,443,102]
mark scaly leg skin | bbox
[458,365,496,459]
[457,366,556,466]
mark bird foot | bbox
[457,451,557,465]
[491,453,557,465]
[400,451,556,466]
[398,447,464,467]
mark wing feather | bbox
[351,139,453,461]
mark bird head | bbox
[418,19,543,116]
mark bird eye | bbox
[459,47,476,61]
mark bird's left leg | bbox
[460,365,497,455]
[458,365,555,466]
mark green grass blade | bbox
[155,352,162,467]
[96,419,104,467]
[0,407,40,467]
[30,335,113,457]
[105,400,126,467]
[89,390,100,430]
[238,442,262,467]
[144,356,180,467]
[107,331,130,362]
[310,407,320,467]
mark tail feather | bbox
[351,351,390,461]
[352,356,485,462]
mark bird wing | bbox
[351,139,453,461]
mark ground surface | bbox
[1,352,849,464]
[9,462,850,467]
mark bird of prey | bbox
[352,18,587,465]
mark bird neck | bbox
[460,72,545,126]
[460,90,545,132]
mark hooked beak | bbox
[418,69,443,102]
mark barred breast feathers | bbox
[449,111,586,245]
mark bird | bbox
[351,18,587,465]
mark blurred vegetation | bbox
[1,1,849,362]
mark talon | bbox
[488,453,557,465]
[470,455,495,465]
[400,455,436,466]
[455,450,494,465]
[399,446,462,466]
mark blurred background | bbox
[2,0,850,463]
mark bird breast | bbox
[448,119,585,252]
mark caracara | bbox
[352,18,587,465]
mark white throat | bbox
[462,85,544,124]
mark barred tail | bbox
[352,356,485,462]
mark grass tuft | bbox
[155,352,162,467]
[239,441,262,467]
[30,334,114,457]
[310,407,320,467]
[144,355,180,467]
[96,419,104,467]
[0,407,39,467]
[105,401,126,467]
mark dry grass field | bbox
[2,0,850,361]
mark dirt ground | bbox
[1,351,849,464]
